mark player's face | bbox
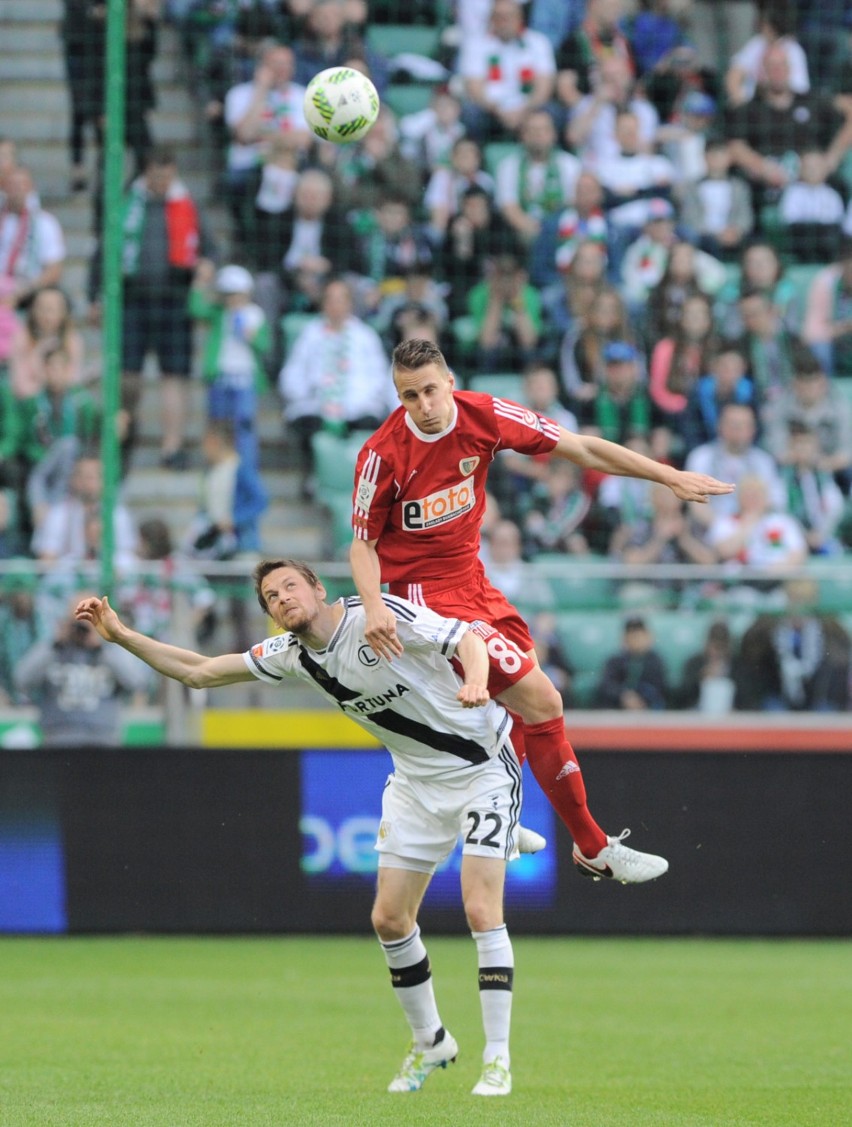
[394,363,456,433]
[261,567,323,633]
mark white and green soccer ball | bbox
[303,66,380,144]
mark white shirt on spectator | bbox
[0,208,65,282]
[459,28,556,112]
[495,149,581,214]
[32,499,138,573]
[707,510,808,566]
[425,167,494,216]
[279,315,396,423]
[779,182,845,225]
[731,35,809,103]
[225,80,308,171]
[685,442,786,516]
[698,180,735,233]
[570,97,659,168]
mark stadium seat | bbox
[644,612,714,683]
[467,373,526,401]
[385,84,435,118]
[280,312,315,358]
[534,555,613,610]
[322,490,356,556]
[785,263,822,325]
[805,560,852,613]
[311,430,371,494]
[555,611,623,706]
[483,141,520,177]
[366,24,442,59]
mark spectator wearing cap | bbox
[578,340,652,445]
[658,90,719,186]
[681,138,754,261]
[620,198,677,305]
[189,262,270,474]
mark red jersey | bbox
[352,391,561,585]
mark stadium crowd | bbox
[0,0,851,720]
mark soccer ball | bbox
[303,66,381,145]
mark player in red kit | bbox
[350,339,735,882]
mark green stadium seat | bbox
[785,263,822,325]
[534,556,613,610]
[385,84,435,118]
[644,612,714,683]
[366,24,442,59]
[805,560,852,614]
[483,141,520,177]
[280,312,315,357]
[311,430,370,493]
[322,490,356,556]
[467,373,526,402]
[555,611,623,706]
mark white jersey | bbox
[243,595,513,780]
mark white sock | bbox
[472,924,513,1066]
[380,925,443,1050]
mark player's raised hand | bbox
[668,472,736,504]
[364,606,404,659]
[457,683,490,709]
[74,595,124,643]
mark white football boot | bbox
[472,1056,512,1096]
[573,828,669,884]
[387,1028,459,1092]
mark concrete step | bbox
[0,52,184,84]
[0,25,61,51]
[1,0,62,19]
[6,80,197,117]
[3,108,198,145]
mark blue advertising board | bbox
[300,749,557,909]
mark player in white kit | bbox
[75,558,533,1096]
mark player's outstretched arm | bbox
[74,596,255,689]
[553,429,735,504]
[349,537,404,659]
[454,630,491,709]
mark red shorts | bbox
[388,561,536,696]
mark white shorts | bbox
[375,743,523,873]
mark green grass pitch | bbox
[0,936,848,1126]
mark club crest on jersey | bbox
[401,475,475,530]
[459,455,480,476]
[358,643,380,667]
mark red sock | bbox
[524,717,607,858]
